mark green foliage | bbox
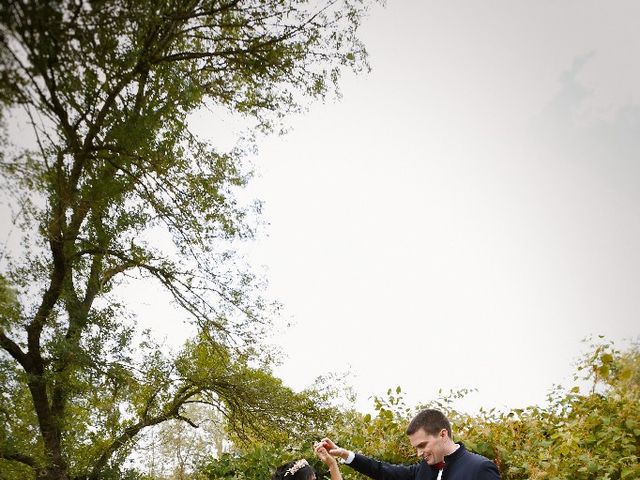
[336,387,415,465]
[199,434,343,480]
[198,340,640,480]
[458,339,640,480]
[198,386,414,480]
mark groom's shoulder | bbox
[462,449,493,464]
[456,448,500,476]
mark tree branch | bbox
[0,450,36,467]
[176,413,199,428]
[0,329,29,370]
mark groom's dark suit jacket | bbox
[347,443,501,480]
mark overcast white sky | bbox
[3,1,639,416]
[196,0,640,414]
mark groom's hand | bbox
[313,442,337,467]
[319,437,350,460]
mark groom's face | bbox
[408,428,447,465]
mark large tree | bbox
[0,1,373,479]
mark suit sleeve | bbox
[476,460,501,480]
[347,453,419,480]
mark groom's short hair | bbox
[405,409,452,438]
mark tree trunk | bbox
[36,467,69,480]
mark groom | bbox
[318,408,500,480]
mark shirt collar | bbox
[443,442,465,464]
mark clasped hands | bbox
[313,438,349,467]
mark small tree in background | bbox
[136,403,227,479]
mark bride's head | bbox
[272,459,316,480]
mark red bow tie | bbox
[432,461,445,470]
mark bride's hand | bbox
[318,438,349,460]
[314,443,337,467]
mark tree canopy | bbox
[0,1,375,479]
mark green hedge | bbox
[199,340,639,480]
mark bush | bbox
[198,340,640,480]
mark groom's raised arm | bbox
[320,438,418,480]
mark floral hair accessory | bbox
[285,459,310,477]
